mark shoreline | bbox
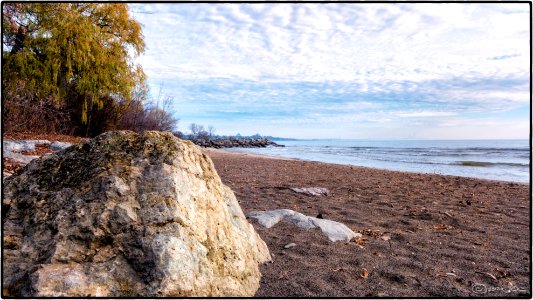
[203,147,530,186]
[205,146,530,297]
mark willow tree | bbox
[2,3,147,135]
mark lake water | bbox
[227,139,530,183]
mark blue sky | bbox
[130,3,530,139]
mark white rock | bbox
[284,243,296,249]
[3,131,271,297]
[247,209,293,228]
[247,209,361,242]
[3,140,50,152]
[49,141,72,151]
[291,187,331,196]
[3,151,40,165]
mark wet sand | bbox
[204,148,531,297]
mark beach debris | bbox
[496,268,510,278]
[290,187,331,196]
[284,243,297,249]
[476,271,498,281]
[381,235,391,241]
[446,272,457,277]
[433,224,453,230]
[3,131,271,297]
[354,237,368,247]
[358,229,384,238]
[247,209,361,242]
[358,268,369,279]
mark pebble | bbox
[284,243,296,249]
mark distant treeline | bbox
[173,123,295,142]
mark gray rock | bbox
[291,187,331,196]
[3,139,50,152]
[247,209,360,242]
[3,151,40,165]
[49,141,73,151]
[284,243,297,249]
[2,131,271,297]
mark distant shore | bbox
[204,148,530,297]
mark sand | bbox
[203,148,531,297]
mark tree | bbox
[189,123,200,138]
[2,3,146,136]
[207,125,215,138]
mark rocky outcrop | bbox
[191,137,283,148]
[3,131,271,297]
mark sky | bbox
[130,3,530,139]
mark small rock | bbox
[284,243,296,249]
[248,209,361,242]
[291,187,331,196]
[381,235,391,241]
[49,141,73,151]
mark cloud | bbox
[129,3,530,139]
[488,54,522,60]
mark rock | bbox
[3,151,40,165]
[247,209,361,242]
[291,187,331,196]
[2,130,271,297]
[284,243,296,249]
[189,137,283,148]
[3,140,52,167]
[49,141,72,151]
[3,140,50,152]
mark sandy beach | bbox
[204,148,531,297]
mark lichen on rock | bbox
[2,130,271,297]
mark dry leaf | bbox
[359,268,369,279]
[372,252,384,257]
[357,229,383,238]
[433,224,453,230]
[496,268,510,278]
[476,271,497,281]
[354,237,368,246]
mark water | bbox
[227,139,530,183]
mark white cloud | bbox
[129,3,530,139]
[132,3,529,84]
[397,111,457,118]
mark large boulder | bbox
[2,131,271,297]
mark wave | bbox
[457,161,529,167]
[346,146,528,151]
[327,154,529,168]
